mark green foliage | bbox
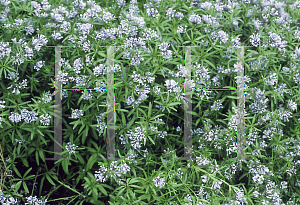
[0,0,300,204]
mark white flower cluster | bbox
[25,195,47,205]
[38,91,52,104]
[0,190,47,205]
[234,187,247,204]
[199,1,213,10]
[250,33,260,47]
[152,86,161,95]
[211,100,224,111]
[177,25,187,33]
[189,13,201,24]
[65,142,78,154]
[33,61,45,71]
[81,90,93,100]
[224,163,241,180]
[73,58,83,74]
[152,172,165,188]
[165,8,176,19]
[274,83,291,96]
[247,160,274,186]
[94,164,108,183]
[141,28,160,41]
[94,161,131,184]
[175,11,184,20]
[6,72,28,95]
[158,42,173,60]
[195,155,211,166]
[20,109,39,123]
[263,71,277,86]
[146,8,160,18]
[126,126,146,151]
[165,79,179,93]
[8,109,39,124]
[31,34,48,52]
[96,112,106,134]
[277,108,292,122]
[70,109,83,119]
[0,42,12,59]
[268,31,287,54]
[0,100,5,109]
[15,139,24,144]
[288,99,297,111]
[157,131,167,138]
[248,88,269,114]
[202,14,215,25]
[294,29,300,40]
[51,30,63,41]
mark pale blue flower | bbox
[71,109,83,119]
[8,112,22,123]
[65,142,78,154]
[39,114,51,126]
[51,31,63,41]
[153,173,165,188]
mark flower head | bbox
[71,109,83,119]
[65,142,78,154]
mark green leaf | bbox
[216,119,228,126]
[37,128,45,137]
[98,184,108,196]
[98,51,106,58]
[128,178,141,184]
[70,119,81,130]
[83,126,89,139]
[21,158,29,167]
[138,194,150,201]
[147,135,155,145]
[31,131,35,141]
[35,150,39,166]
[115,109,129,113]
[87,154,98,170]
[226,96,237,100]
[148,102,152,120]
[12,166,22,178]
[78,124,85,135]
[138,108,147,118]
[14,181,22,192]
[23,181,29,193]
[116,187,126,197]
[121,111,126,127]
[126,115,136,130]
[62,159,69,174]
[92,187,98,201]
[150,114,165,121]
[39,150,45,162]
[46,174,56,186]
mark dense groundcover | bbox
[0,0,300,204]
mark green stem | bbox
[52,178,86,199]
[46,195,78,203]
[30,168,40,197]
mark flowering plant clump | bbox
[0,0,300,204]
